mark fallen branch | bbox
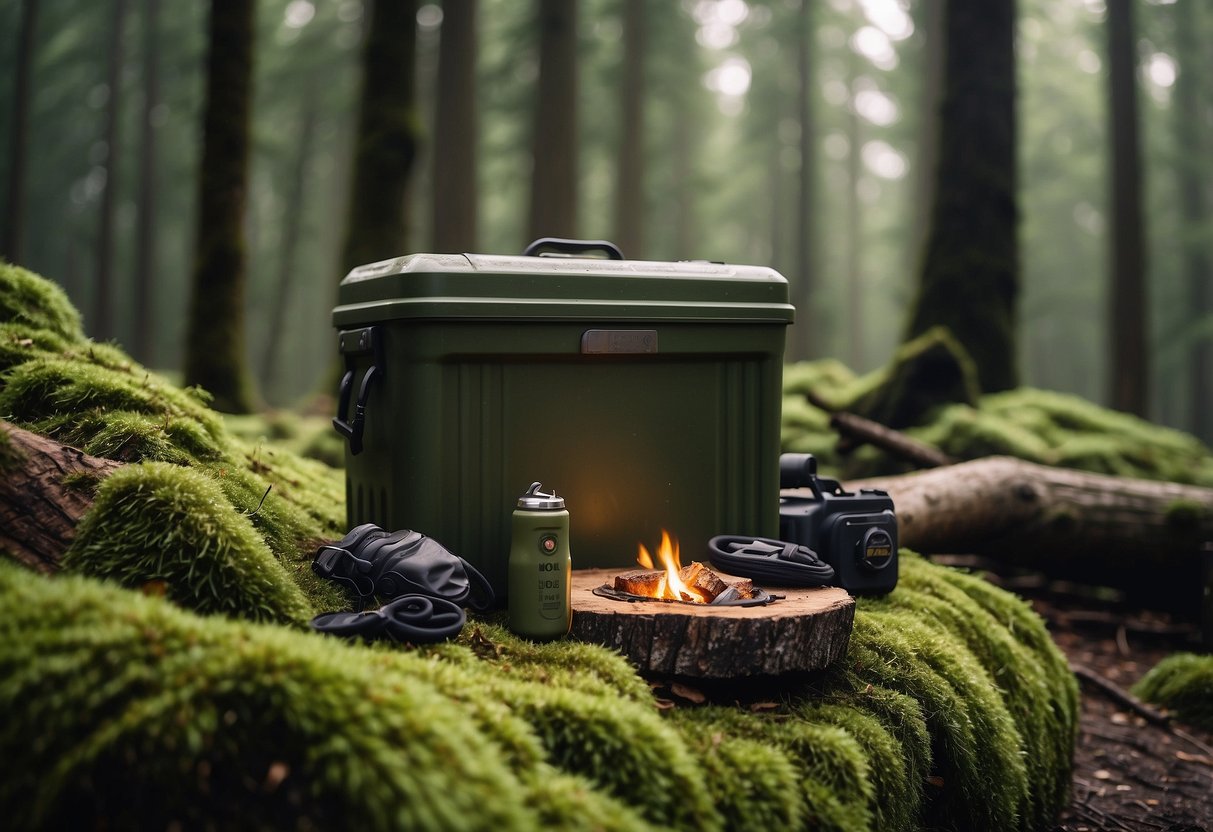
[0,421,123,572]
[803,389,954,469]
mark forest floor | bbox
[939,559,1213,832]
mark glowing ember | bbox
[637,530,710,603]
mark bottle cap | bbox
[517,481,565,510]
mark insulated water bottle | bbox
[508,482,572,640]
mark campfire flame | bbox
[637,530,709,603]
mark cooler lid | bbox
[332,252,795,326]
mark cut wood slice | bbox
[570,568,855,678]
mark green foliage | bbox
[782,358,1213,484]
[63,462,313,625]
[1133,653,1213,732]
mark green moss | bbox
[0,357,227,458]
[1133,653,1213,731]
[0,562,543,831]
[846,327,981,429]
[1164,499,1213,529]
[876,556,1076,827]
[63,462,313,625]
[669,706,872,832]
[0,263,84,343]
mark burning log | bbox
[614,570,665,598]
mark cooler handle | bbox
[523,237,625,260]
[333,326,383,456]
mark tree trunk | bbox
[0,422,123,574]
[94,0,129,344]
[1106,0,1148,417]
[850,456,1213,606]
[904,0,1019,393]
[790,0,815,361]
[1172,0,1213,444]
[570,569,854,678]
[611,0,645,259]
[431,0,478,253]
[183,0,256,413]
[1,0,39,266]
[341,0,420,273]
[526,0,579,243]
[845,51,863,370]
[911,0,943,262]
[259,89,318,397]
[133,0,160,366]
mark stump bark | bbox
[570,568,855,678]
[0,422,123,572]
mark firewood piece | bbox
[573,569,855,678]
[614,569,665,597]
[0,421,124,573]
[679,561,727,602]
[728,577,754,599]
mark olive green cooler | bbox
[332,248,794,599]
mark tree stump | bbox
[569,568,854,678]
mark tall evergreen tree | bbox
[1105,0,1148,416]
[183,0,257,413]
[431,0,478,253]
[612,0,645,258]
[2,0,39,266]
[1171,0,1210,440]
[341,0,420,272]
[527,0,579,242]
[791,0,816,360]
[133,0,160,365]
[94,0,129,343]
[905,0,1019,392]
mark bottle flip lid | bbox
[518,481,565,510]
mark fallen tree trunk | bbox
[848,456,1213,609]
[0,421,123,572]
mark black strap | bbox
[707,535,836,587]
[310,595,465,644]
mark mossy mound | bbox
[1133,653,1213,731]
[847,327,981,429]
[0,554,1076,831]
[0,267,348,615]
[783,360,1213,484]
[63,462,313,625]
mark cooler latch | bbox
[333,326,383,456]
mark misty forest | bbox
[2,0,1213,830]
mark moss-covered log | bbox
[0,421,121,572]
[850,456,1213,606]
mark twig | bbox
[1073,663,1213,761]
[1071,663,1170,725]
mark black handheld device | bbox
[778,453,898,595]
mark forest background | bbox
[1,0,1210,444]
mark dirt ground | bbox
[967,566,1213,832]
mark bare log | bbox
[0,421,122,572]
[571,568,854,678]
[849,456,1213,609]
